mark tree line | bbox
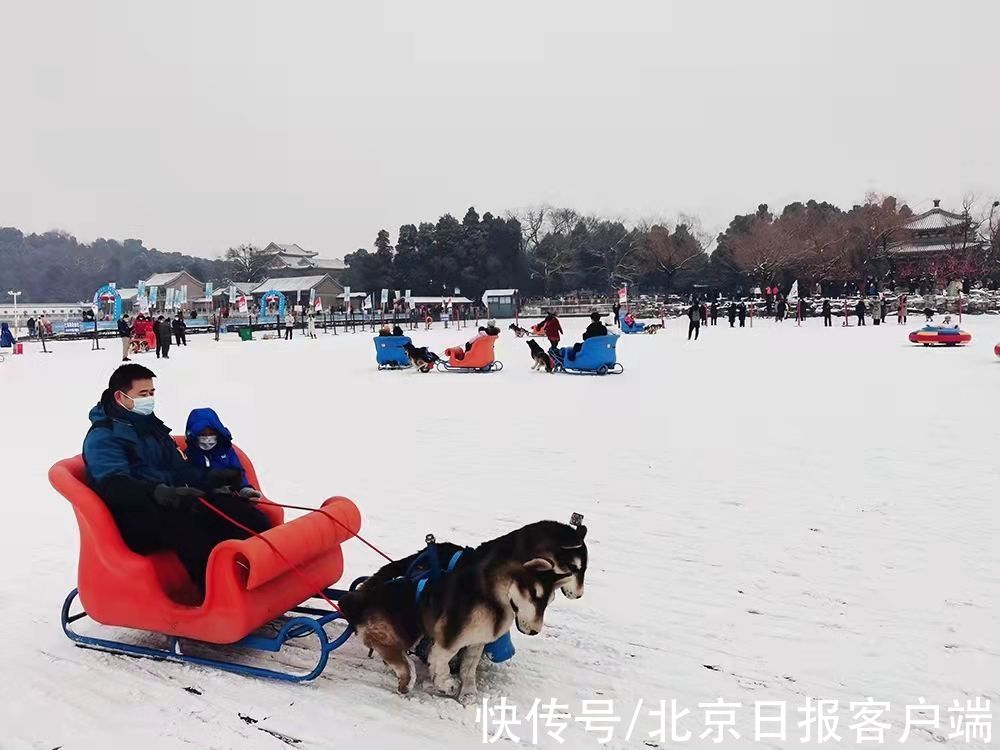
[3,193,998,304]
[339,195,1000,298]
[0,228,229,304]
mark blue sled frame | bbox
[556,362,624,376]
[60,577,367,682]
[435,360,503,373]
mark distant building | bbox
[888,200,982,259]
[142,271,205,313]
[252,274,344,313]
[262,243,347,276]
[482,288,519,318]
[212,282,257,309]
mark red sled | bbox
[49,437,364,681]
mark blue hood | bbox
[185,408,233,448]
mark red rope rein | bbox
[246,498,394,563]
[197,497,343,612]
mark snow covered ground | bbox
[1,316,997,749]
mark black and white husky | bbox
[338,521,588,702]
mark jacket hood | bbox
[185,407,233,446]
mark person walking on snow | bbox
[855,299,867,326]
[822,299,832,327]
[727,303,737,327]
[737,302,747,328]
[172,313,187,346]
[776,296,787,322]
[897,294,907,324]
[284,309,295,340]
[687,301,701,340]
[157,316,173,357]
[118,314,133,361]
[536,311,563,352]
[710,300,719,326]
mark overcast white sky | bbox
[2,0,997,259]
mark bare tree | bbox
[641,223,705,286]
[506,205,550,253]
[529,235,576,295]
[225,244,275,282]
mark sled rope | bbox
[246,498,395,563]
[196,497,342,613]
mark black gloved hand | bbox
[238,486,262,500]
[153,484,203,510]
[205,468,243,492]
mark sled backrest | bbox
[48,438,283,604]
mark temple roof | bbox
[901,207,969,231]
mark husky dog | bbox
[342,521,588,701]
[363,520,588,600]
[402,342,440,373]
[526,338,555,372]
[338,555,573,703]
[644,323,664,334]
[508,323,530,338]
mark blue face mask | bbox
[121,392,155,416]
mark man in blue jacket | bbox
[83,364,270,592]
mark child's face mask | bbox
[197,435,219,451]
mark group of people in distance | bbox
[83,364,269,595]
[117,313,188,361]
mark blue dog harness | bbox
[412,547,515,663]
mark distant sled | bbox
[555,335,623,375]
[50,439,365,682]
[437,334,503,372]
[374,335,413,369]
[908,325,971,347]
[618,313,645,334]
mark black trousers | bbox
[739,318,746,327]
[710,315,718,326]
[857,315,865,326]
[174,332,186,345]
[688,321,700,340]
[824,314,832,326]
[112,494,270,590]
[284,326,293,340]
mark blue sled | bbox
[618,313,646,334]
[556,335,623,376]
[374,335,413,369]
[59,578,367,682]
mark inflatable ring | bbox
[908,326,971,346]
[994,342,1000,358]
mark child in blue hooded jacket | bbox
[184,408,261,500]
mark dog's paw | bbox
[434,676,459,696]
[457,690,478,706]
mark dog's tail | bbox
[336,589,367,625]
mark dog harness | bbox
[410,546,515,664]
